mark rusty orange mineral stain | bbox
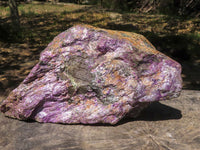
[78,24,163,56]
[85,100,97,109]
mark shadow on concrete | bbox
[116,102,182,126]
[136,101,182,121]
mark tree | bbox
[8,0,20,29]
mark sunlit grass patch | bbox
[0,6,10,17]
[63,11,110,26]
[18,3,85,16]
[0,2,87,18]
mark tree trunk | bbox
[8,0,20,28]
[100,0,103,7]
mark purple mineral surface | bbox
[0,24,182,124]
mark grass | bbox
[1,2,199,58]
[18,2,82,16]
[0,1,200,90]
[0,2,85,17]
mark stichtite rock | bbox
[0,25,182,124]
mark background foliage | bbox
[0,0,200,93]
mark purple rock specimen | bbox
[0,25,182,124]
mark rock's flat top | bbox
[0,90,199,150]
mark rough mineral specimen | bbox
[0,25,182,124]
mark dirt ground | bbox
[0,90,199,150]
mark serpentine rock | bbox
[0,25,182,124]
